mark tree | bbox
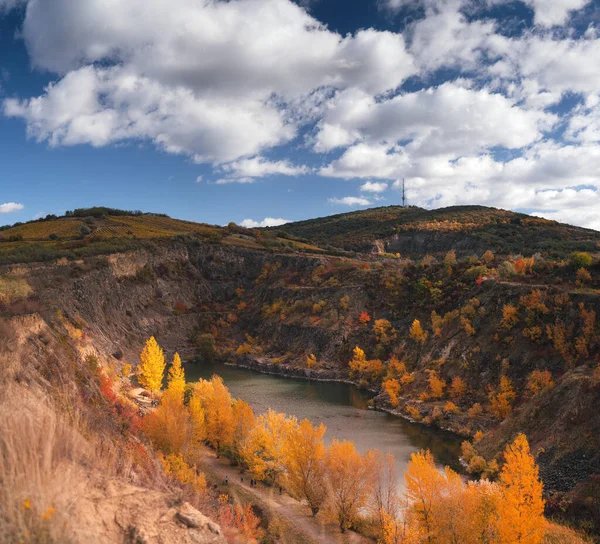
[194,376,234,456]
[481,250,494,263]
[427,371,446,399]
[570,252,592,268]
[142,393,188,454]
[188,393,206,446]
[283,419,327,515]
[371,452,399,534]
[231,399,255,466]
[500,304,519,330]
[450,376,467,400]
[526,369,554,397]
[138,336,166,395]
[244,409,298,483]
[444,250,457,267]
[359,312,371,325]
[496,434,545,544]
[166,352,185,404]
[488,376,515,419]
[409,320,428,344]
[325,440,377,532]
[374,319,396,345]
[382,378,400,407]
[404,450,443,542]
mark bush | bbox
[48,233,58,240]
[570,252,592,268]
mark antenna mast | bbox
[402,178,406,208]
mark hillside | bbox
[1,207,599,541]
[0,207,327,265]
[274,205,600,257]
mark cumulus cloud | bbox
[360,181,388,193]
[3,0,415,165]
[0,202,24,213]
[328,196,372,206]
[216,157,308,184]
[240,217,290,228]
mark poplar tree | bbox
[138,336,166,395]
[166,352,185,404]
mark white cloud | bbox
[240,217,290,228]
[328,196,372,206]
[360,181,388,193]
[316,83,556,159]
[3,0,415,165]
[215,157,309,183]
[195,176,203,183]
[0,202,24,214]
[520,0,591,27]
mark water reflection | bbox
[186,360,462,482]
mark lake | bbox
[186,360,463,481]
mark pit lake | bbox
[186,360,463,482]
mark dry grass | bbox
[544,521,593,543]
[0,386,94,543]
[0,275,33,303]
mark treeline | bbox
[134,336,561,543]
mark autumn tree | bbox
[450,376,467,400]
[444,250,457,267]
[194,376,234,456]
[409,319,428,344]
[382,378,400,407]
[138,336,166,395]
[142,392,188,454]
[231,399,255,466]
[283,419,327,515]
[374,319,397,346]
[404,450,443,541]
[500,304,519,330]
[359,312,371,325]
[325,440,377,532]
[244,409,298,483]
[427,371,446,399]
[188,392,206,447]
[526,369,554,397]
[488,376,516,419]
[496,434,545,544]
[349,346,383,385]
[166,352,185,404]
[481,250,494,263]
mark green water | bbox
[186,360,463,481]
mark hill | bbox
[0,208,327,265]
[274,205,600,257]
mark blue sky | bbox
[1,0,600,230]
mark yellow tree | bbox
[231,399,256,466]
[325,440,377,533]
[188,392,206,447]
[142,393,188,454]
[194,376,234,456]
[166,352,185,404]
[496,434,545,544]
[138,336,166,394]
[382,378,400,407]
[409,320,428,344]
[244,409,298,483]
[488,376,516,419]
[404,450,444,542]
[283,419,327,515]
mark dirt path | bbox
[200,447,369,544]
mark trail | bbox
[200,447,369,544]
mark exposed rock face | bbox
[74,481,226,544]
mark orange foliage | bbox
[427,370,446,399]
[488,376,515,419]
[450,376,467,400]
[382,378,400,407]
[500,304,519,330]
[526,370,554,397]
[359,312,371,325]
[409,319,428,344]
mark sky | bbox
[1,0,600,230]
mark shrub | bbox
[48,233,58,240]
[570,252,592,268]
